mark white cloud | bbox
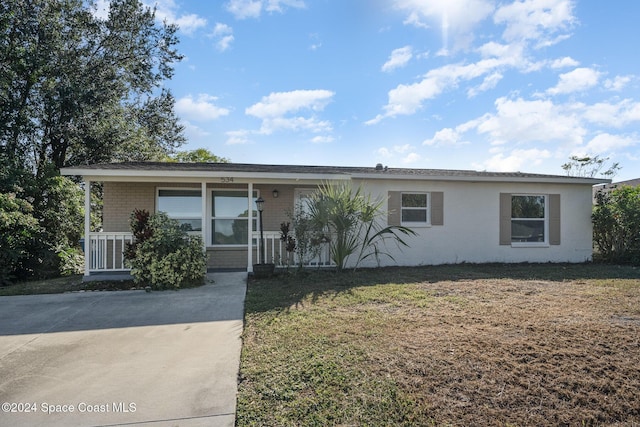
[475,97,585,146]
[550,56,580,69]
[494,0,576,46]
[266,0,306,13]
[367,53,525,124]
[476,148,552,172]
[174,14,208,35]
[226,130,252,145]
[423,127,465,146]
[604,75,633,92]
[246,89,334,134]
[369,1,580,124]
[393,143,413,153]
[376,147,393,158]
[217,35,235,52]
[226,0,262,19]
[181,120,211,140]
[311,135,334,144]
[580,99,640,128]
[213,22,233,36]
[395,0,494,52]
[382,46,413,72]
[151,0,207,35]
[468,72,503,97]
[547,67,601,95]
[211,23,235,51]
[403,152,422,163]
[226,0,305,19]
[584,133,637,154]
[375,144,418,162]
[246,90,334,118]
[176,94,230,121]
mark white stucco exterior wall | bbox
[351,179,595,267]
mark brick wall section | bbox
[102,182,200,232]
[255,184,316,231]
[103,182,156,232]
[207,247,248,269]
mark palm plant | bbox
[307,182,416,271]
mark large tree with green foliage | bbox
[0,0,185,281]
[0,0,185,174]
[165,148,230,163]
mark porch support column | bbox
[84,179,91,277]
[201,181,207,250]
[247,182,253,273]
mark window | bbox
[511,195,546,244]
[388,191,443,227]
[157,189,202,231]
[211,190,258,245]
[401,193,430,226]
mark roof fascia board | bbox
[61,167,610,186]
[352,173,610,185]
[61,168,351,183]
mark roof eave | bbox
[60,167,351,182]
[352,172,611,185]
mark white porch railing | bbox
[253,230,334,268]
[86,232,134,272]
[85,230,333,273]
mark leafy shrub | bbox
[593,185,640,265]
[0,192,42,284]
[125,210,206,289]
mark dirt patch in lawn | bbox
[238,264,640,426]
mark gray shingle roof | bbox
[61,161,610,184]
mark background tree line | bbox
[0,0,188,283]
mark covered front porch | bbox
[65,163,348,279]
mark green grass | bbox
[237,263,640,426]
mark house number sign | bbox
[220,177,234,183]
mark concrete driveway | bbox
[0,272,246,427]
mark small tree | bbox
[279,222,296,270]
[307,182,416,271]
[286,203,324,270]
[562,155,621,178]
[593,186,640,265]
[125,210,206,289]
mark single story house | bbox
[60,162,609,279]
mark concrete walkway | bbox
[0,272,246,427]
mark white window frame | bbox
[400,192,431,227]
[208,188,259,248]
[510,194,549,248]
[156,187,202,234]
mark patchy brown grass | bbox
[237,264,640,426]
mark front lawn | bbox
[237,263,640,426]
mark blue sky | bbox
[101,0,639,181]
